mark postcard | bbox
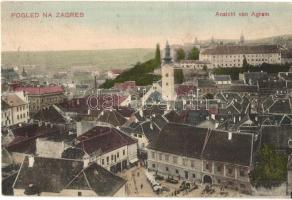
[1,1,292,198]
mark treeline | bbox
[213,63,291,80]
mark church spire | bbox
[163,41,172,64]
[240,31,245,45]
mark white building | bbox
[76,125,138,173]
[200,45,281,68]
[161,42,176,101]
[179,60,211,70]
[1,91,29,127]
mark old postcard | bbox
[1,1,292,198]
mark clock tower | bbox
[161,41,176,101]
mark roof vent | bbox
[228,132,232,140]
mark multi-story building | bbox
[2,100,13,127]
[147,123,254,194]
[75,125,138,173]
[200,45,281,68]
[14,85,65,114]
[2,91,29,127]
[179,60,211,70]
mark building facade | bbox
[2,91,29,127]
[146,123,253,194]
[14,86,65,114]
[200,45,281,68]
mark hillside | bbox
[1,49,154,71]
[100,45,162,88]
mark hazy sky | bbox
[2,1,292,51]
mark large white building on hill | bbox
[200,45,281,68]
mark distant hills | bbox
[1,49,154,71]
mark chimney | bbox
[228,132,232,140]
[139,109,143,117]
[28,156,35,167]
[83,158,89,168]
[150,123,153,130]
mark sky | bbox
[2,1,292,51]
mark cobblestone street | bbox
[119,163,248,197]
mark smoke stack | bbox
[28,156,35,167]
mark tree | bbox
[188,47,200,60]
[176,48,186,61]
[155,44,161,65]
[174,69,184,84]
[250,144,288,188]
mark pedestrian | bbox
[140,184,143,189]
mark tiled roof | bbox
[14,156,126,196]
[2,94,27,107]
[97,110,127,127]
[201,45,280,55]
[175,84,196,97]
[14,86,64,95]
[148,123,253,166]
[76,126,136,155]
[213,75,231,82]
[32,106,67,124]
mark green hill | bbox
[100,45,162,88]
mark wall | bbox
[113,185,126,197]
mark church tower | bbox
[161,41,175,101]
[240,31,245,45]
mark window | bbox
[165,154,169,161]
[175,169,179,174]
[192,174,196,178]
[166,167,169,171]
[151,152,155,159]
[123,150,125,155]
[183,158,187,166]
[206,163,210,170]
[117,152,119,158]
[173,156,178,164]
[102,159,104,165]
[217,166,222,172]
[78,192,82,196]
[159,154,162,160]
[152,164,156,168]
[240,184,245,188]
[239,169,245,177]
[138,134,142,138]
[191,160,194,168]
[166,82,168,86]
[111,155,113,161]
[165,73,169,77]
[228,168,233,174]
[106,156,109,163]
